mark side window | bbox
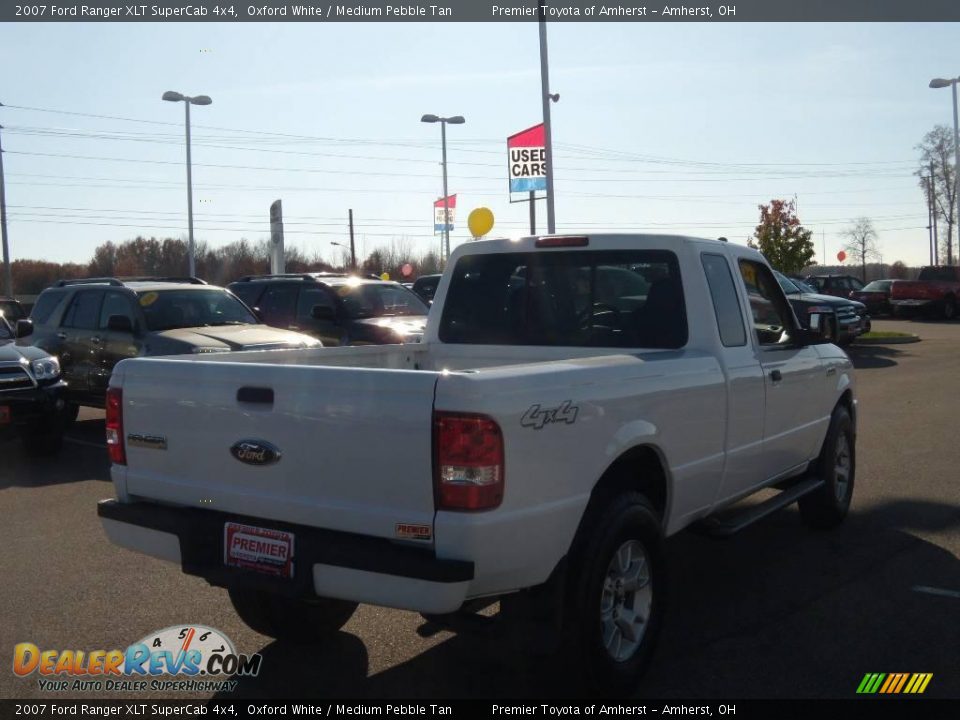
[738,260,794,346]
[702,254,746,347]
[99,291,137,330]
[61,291,102,330]
[297,287,335,319]
[848,277,863,291]
[258,285,299,325]
[30,292,65,325]
[229,284,262,307]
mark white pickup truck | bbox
[99,234,856,693]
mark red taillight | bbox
[434,412,504,511]
[105,387,126,465]
[535,235,589,248]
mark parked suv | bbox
[228,273,429,346]
[411,274,442,304]
[30,277,321,408]
[1,315,68,455]
[803,274,865,299]
[775,272,867,346]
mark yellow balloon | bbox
[468,207,495,238]
[380,272,390,281]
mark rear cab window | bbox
[439,250,686,348]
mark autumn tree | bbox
[841,218,881,282]
[750,199,815,274]
[916,125,958,265]
[888,261,909,280]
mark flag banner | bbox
[434,194,457,233]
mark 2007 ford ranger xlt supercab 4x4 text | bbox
[98,234,856,694]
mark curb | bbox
[853,335,921,346]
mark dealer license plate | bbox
[224,522,295,579]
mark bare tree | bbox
[916,125,958,265]
[842,218,881,282]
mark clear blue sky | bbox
[0,21,956,268]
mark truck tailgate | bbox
[114,359,440,541]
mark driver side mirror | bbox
[15,319,34,339]
[798,312,831,345]
[107,315,134,334]
[311,305,337,323]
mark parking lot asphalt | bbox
[1,318,958,700]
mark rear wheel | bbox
[944,296,956,321]
[562,492,665,695]
[228,588,357,642]
[799,406,855,529]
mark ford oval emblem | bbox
[230,440,281,466]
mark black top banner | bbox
[3,0,960,23]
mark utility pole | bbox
[0,115,12,298]
[529,190,536,235]
[924,174,935,265]
[538,9,556,234]
[930,162,940,265]
[348,209,356,271]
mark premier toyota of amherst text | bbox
[98,234,856,693]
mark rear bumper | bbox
[98,499,474,614]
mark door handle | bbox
[56,332,67,340]
[769,369,783,383]
[90,336,102,345]
[826,367,837,377]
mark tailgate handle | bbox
[237,386,274,404]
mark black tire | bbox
[798,406,855,529]
[228,588,357,642]
[63,403,80,426]
[944,296,956,321]
[562,492,665,696]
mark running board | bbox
[696,477,825,537]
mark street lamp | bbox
[163,90,212,278]
[421,114,465,261]
[330,241,356,271]
[929,76,960,266]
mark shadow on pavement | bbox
[0,418,109,489]
[846,344,907,370]
[214,499,960,699]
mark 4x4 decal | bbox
[521,400,579,430]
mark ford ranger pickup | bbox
[98,234,857,693]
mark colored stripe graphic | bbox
[857,672,932,694]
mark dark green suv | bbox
[29,277,321,409]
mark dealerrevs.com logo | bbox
[13,625,261,693]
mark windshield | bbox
[862,280,892,292]
[0,301,25,322]
[334,283,429,319]
[792,278,818,294]
[0,317,12,340]
[774,272,802,294]
[137,288,259,331]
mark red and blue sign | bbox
[508,123,547,193]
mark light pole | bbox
[163,90,212,278]
[330,241,356,272]
[929,76,960,266]
[421,114,464,261]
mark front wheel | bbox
[562,492,665,695]
[228,588,357,642]
[798,405,855,529]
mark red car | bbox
[850,279,895,316]
[889,266,960,320]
